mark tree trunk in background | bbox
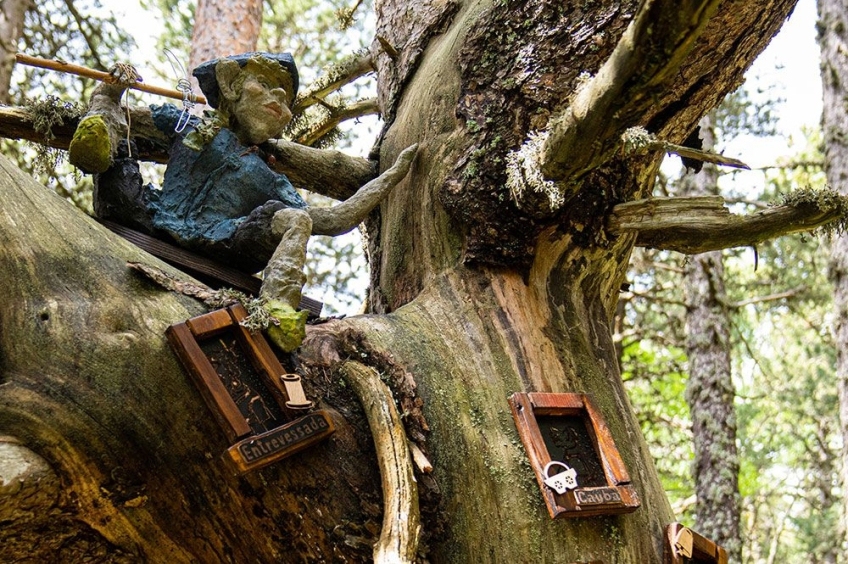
[819,0,848,556]
[0,0,801,561]
[682,115,742,561]
[188,0,263,72]
[0,0,32,103]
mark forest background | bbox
[1,0,843,561]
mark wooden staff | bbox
[15,53,207,105]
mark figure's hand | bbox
[105,63,142,86]
[308,143,419,236]
[384,143,419,180]
[69,65,140,174]
[69,115,113,174]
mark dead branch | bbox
[729,286,808,308]
[292,52,374,115]
[623,126,749,170]
[295,98,380,147]
[540,0,721,182]
[608,194,848,254]
[340,361,420,564]
[15,54,207,104]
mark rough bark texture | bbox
[0,0,32,103]
[682,117,741,562]
[0,157,387,563]
[0,0,802,562]
[188,0,263,87]
[819,0,848,555]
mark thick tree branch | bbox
[0,104,377,200]
[340,361,420,564]
[608,194,848,254]
[540,0,721,182]
[266,137,377,200]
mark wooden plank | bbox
[527,392,584,412]
[664,523,726,564]
[692,532,719,560]
[100,220,264,295]
[228,304,314,417]
[166,323,252,442]
[664,523,684,564]
[226,410,335,473]
[508,393,560,518]
[185,308,234,338]
[101,220,324,317]
[582,394,631,485]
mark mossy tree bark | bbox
[819,0,848,558]
[681,115,741,562]
[1,0,802,562]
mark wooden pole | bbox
[15,53,207,105]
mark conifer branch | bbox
[294,97,380,147]
[292,50,374,115]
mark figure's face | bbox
[230,73,293,145]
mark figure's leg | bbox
[258,208,313,352]
[223,201,288,272]
[94,140,157,234]
[308,144,418,236]
[261,208,313,308]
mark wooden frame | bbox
[167,304,334,473]
[664,523,728,564]
[508,392,640,518]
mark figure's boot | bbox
[259,208,313,352]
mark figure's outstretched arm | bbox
[308,144,418,236]
[69,80,128,174]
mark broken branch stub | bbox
[540,0,721,182]
[341,361,420,564]
[608,193,848,254]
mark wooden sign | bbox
[508,392,640,518]
[664,523,728,564]
[167,304,334,473]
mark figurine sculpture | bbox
[69,52,417,351]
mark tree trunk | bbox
[0,0,32,103]
[188,0,263,71]
[0,0,801,562]
[682,115,742,562]
[819,0,848,557]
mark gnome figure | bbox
[69,52,416,351]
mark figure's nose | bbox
[271,87,287,104]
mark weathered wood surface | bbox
[341,361,420,563]
[1,0,809,560]
[608,196,846,254]
[0,152,385,562]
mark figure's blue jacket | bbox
[149,104,306,247]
